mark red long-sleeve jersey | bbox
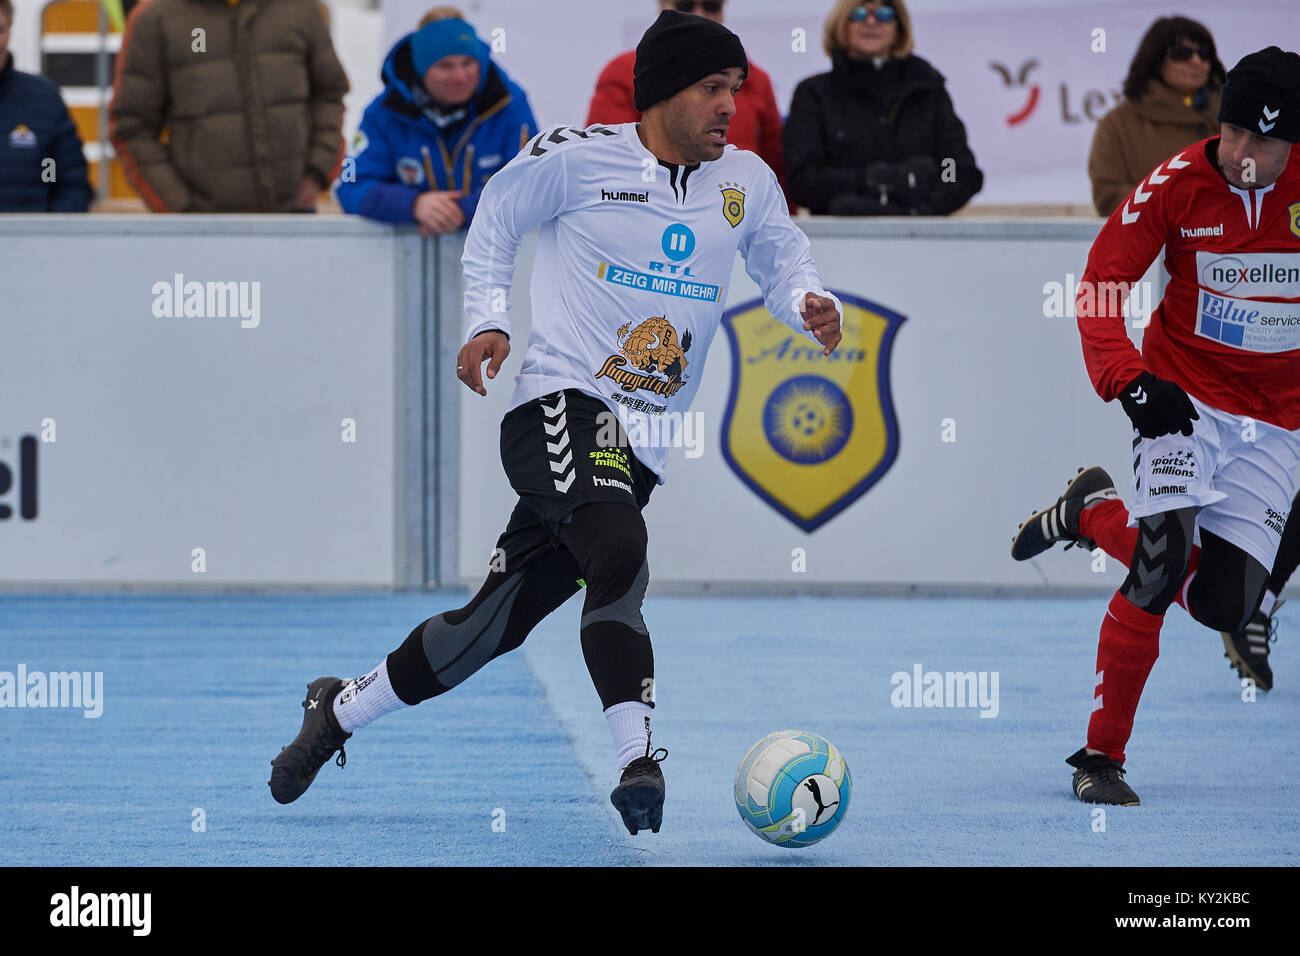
[585,49,795,213]
[1077,137,1300,429]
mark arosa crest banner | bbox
[720,293,905,532]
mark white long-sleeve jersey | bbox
[462,122,840,481]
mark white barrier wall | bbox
[0,216,423,587]
[453,220,1163,592]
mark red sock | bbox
[1079,499,1201,613]
[1086,592,1163,763]
[1078,499,1137,565]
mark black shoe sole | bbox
[1011,466,1114,561]
[269,677,349,805]
[1221,633,1273,692]
[611,780,664,835]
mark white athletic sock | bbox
[1259,589,1278,617]
[332,659,408,733]
[605,701,652,773]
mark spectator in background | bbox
[1088,17,1225,216]
[0,0,92,212]
[784,0,982,216]
[586,0,794,211]
[337,6,536,234]
[109,0,348,212]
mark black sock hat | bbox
[633,10,749,112]
[1218,46,1300,143]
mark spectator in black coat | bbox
[0,0,92,212]
[785,0,982,215]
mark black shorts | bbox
[500,389,657,540]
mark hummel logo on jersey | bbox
[542,393,575,492]
[601,189,649,203]
[1121,152,1190,225]
[529,125,616,157]
[1181,223,1224,238]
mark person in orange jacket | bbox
[586,0,794,212]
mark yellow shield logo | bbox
[1289,202,1300,239]
[721,186,745,228]
[720,293,905,531]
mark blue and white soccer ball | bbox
[734,730,851,847]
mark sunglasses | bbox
[850,5,896,23]
[1167,43,1212,62]
[673,0,724,12]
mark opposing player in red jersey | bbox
[1012,47,1300,805]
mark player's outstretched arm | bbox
[456,330,510,396]
[739,165,843,353]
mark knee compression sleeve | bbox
[387,551,582,705]
[558,503,655,710]
[1186,530,1271,633]
[1119,508,1196,614]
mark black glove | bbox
[828,192,907,216]
[865,158,938,206]
[1118,372,1199,438]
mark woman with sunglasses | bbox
[784,0,982,216]
[1088,16,1226,216]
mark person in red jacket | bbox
[586,0,794,211]
[1011,47,1300,806]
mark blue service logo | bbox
[661,224,695,262]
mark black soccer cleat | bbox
[1222,599,1283,693]
[611,739,668,835]
[269,677,352,805]
[1012,466,1120,561]
[1066,747,1140,806]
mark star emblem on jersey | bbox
[719,182,746,228]
[541,393,575,492]
[1259,105,1279,134]
[1121,152,1189,225]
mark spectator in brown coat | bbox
[1088,16,1225,216]
[110,0,349,212]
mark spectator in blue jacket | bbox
[337,8,536,234]
[0,0,92,212]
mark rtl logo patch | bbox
[0,435,38,520]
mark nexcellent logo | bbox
[0,434,38,520]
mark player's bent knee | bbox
[1185,578,1257,633]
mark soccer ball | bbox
[734,730,851,847]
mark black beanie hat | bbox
[633,10,749,112]
[1218,46,1300,143]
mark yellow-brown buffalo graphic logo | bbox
[594,315,694,396]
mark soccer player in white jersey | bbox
[269,10,843,836]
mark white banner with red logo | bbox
[382,0,1292,207]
